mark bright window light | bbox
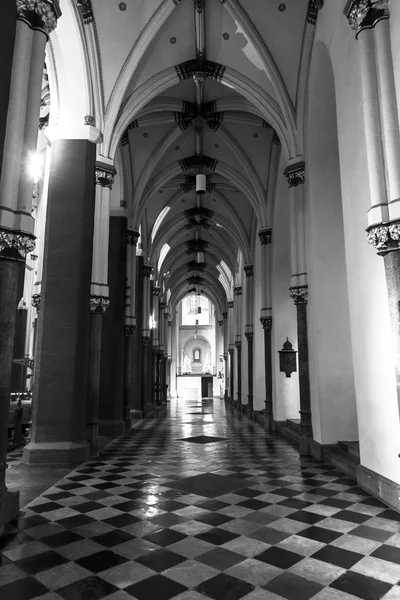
[158,243,170,272]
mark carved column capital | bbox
[222,311,228,319]
[142,335,151,346]
[159,300,166,310]
[367,222,400,255]
[228,348,234,356]
[235,340,242,349]
[16,0,61,35]
[127,230,140,246]
[289,285,308,305]
[143,264,153,277]
[260,316,273,331]
[124,325,136,337]
[0,229,36,259]
[234,286,242,296]
[344,0,389,37]
[31,293,41,312]
[284,162,305,188]
[227,300,234,309]
[223,352,228,360]
[258,229,272,245]
[244,264,254,277]
[153,286,161,296]
[90,295,110,313]
[218,320,223,326]
[168,320,172,327]
[76,0,94,24]
[95,165,115,188]
[245,331,254,342]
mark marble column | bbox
[152,286,160,406]
[228,300,235,403]
[258,229,273,430]
[223,311,228,402]
[23,139,96,465]
[123,229,139,430]
[132,257,144,412]
[86,164,114,456]
[142,265,153,415]
[244,265,254,415]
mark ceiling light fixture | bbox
[196,173,206,195]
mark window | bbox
[193,348,201,362]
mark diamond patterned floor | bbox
[2,397,400,599]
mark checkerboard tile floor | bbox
[2,398,400,599]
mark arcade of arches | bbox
[1,0,400,543]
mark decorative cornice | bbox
[124,325,136,337]
[127,230,140,246]
[260,316,272,331]
[90,295,110,313]
[244,265,254,277]
[234,286,242,296]
[16,0,61,35]
[344,0,389,37]
[258,229,272,245]
[31,293,41,312]
[228,300,234,309]
[284,162,305,188]
[366,222,400,255]
[0,229,36,259]
[95,167,115,188]
[76,0,93,24]
[143,264,153,277]
[289,285,308,305]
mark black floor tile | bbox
[298,526,343,544]
[57,575,118,600]
[0,576,49,600]
[286,510,325,525]
[143,528,187,547]
[195,527,240,546]
[318,498,353,509]
[312,545,363,569]
[180,435,227,444]
[103,514,140,528]
[237,499,271,510]
[371,544,400,564]
[57,514,96,528]
[197,547,245,570]
[330,571,392,600]
[41,531,84,548]
[91,530,135,547]
[76,550,129,573]
[264,572,323,600]
[255,546,303,569]
[167,473,246,498]
[135,548,186,572]
[351,525,394,543]
[195,512,233,527]
[333,509,371,524]
[196,573,255,600]
[15,550,67,574]
[29,501,62,514]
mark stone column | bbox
[283,163,313,454]
[23,139,96,465]
[222,311,228,402]
[132,256,144,412]
[228,300,235,403]
[345,1,400,421]
[123,229,139,430]
[244,265,254,415]
[259,229,273,429]
[234,286,242,406]
[152,286,160,406]
[142,264,153,415]
[86,164,114,456]
[167,317,172,399]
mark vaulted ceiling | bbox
[72,0,319,310]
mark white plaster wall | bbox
[253,244,265,410]
[314,1,400,482]
[305,41,358,445]
[272,158,300,422]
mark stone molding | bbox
[260,316,273,330]
[244,265,254,277]
[258,229,272,245]
[16,0,61,34]
[0,229,36,258]
[90,295,110,313]
[344,0,389,36]
[367,222,400,254]
[289,285,308,305]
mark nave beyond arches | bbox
[1,0,400,537]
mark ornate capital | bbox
[245,331,254,342]
[95,166,115,188]
[307,0,324,25]
[76,0,93,23]
[127,230,140,246]
[168,320,172,327]
[344,0,389,36]
[234,340,242,349]
[289,286,308,305]
[159,300,166,310]
[153,286,161,296]
[218,320,223,326]
[228,348,234,356]
[367,222,400,255]
[143,264,153,277]
[284,162,305,188]
[222,311,228,319]
[0,229,36,259]
[31,293,41,312]
[124,325,136,337]
[84,115,95,126]
[227,300,234,309]
[16,0,61,35]
[234,286,242,296]
[260,316,273,331]
[90,295,110,313]
[13,357,35,370]
[244,265,254,277]
[258,229,272,245]
[142,335,151,346]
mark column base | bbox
[264,411,274,432]
[99,420,125,437]
[0,489,20,535]
[357,464,400,512]
[299,435,312,456]
[23,442,88,465]
[86,423,99,458]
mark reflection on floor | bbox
[1,397,400,600]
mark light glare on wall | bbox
[29,152,44,183]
